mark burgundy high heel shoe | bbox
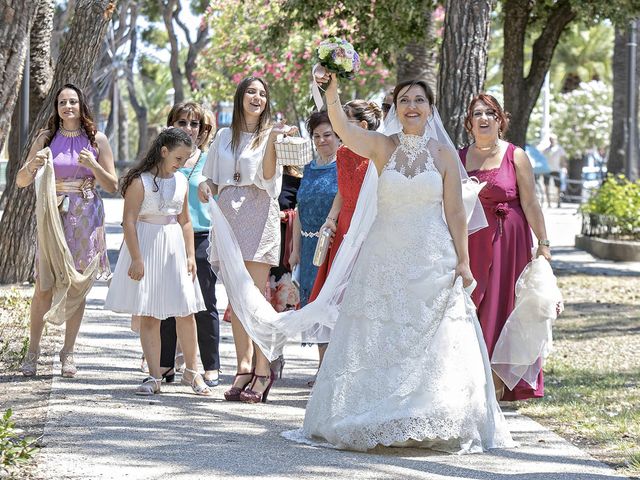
[239,369,275,404]
[223,371,254,401]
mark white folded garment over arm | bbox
[491,255,564,390]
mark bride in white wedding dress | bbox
[203,75,514,453]
[283,75,515,453]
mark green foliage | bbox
[581,175,640,239]
[274,0,436,66]
[0,290,31,370]
[551,22,614,92]
[0,409,38,473]
[527,80,612,156]
[140,26,169,50]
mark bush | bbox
[580,175,640,239]
[0,290,31,370]
[0,409,38,476]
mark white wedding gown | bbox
[283,133,515,453]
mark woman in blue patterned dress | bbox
[289,111,339,382]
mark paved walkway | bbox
[31,200,636,478]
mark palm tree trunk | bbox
[437,0,493,147]
[609,25,640,175]
[0,1,40,153]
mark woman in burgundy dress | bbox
[309,100,382,302]
[459,94,551,401]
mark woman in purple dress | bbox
[459,94,551,401]
[17,83,117,378]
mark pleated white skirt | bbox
[104,221,205,318]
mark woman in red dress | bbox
[459,94,551,401]
[309,100,382,302]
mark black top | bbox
[278,173,301,211]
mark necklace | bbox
[59,125,83,137]
[186,150,202,182]
[474,140,499,152]
[233,132,254,184]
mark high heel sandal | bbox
[270,355,285,380]
[161,367,175,383]
[239,370,275,404]
[135,376,161,396]
[181,368,212,396]
[59,350,77,378]
[21,351,40,377]
[223,371,254,401]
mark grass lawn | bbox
[516,274,640,478]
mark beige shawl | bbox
[35,148,100,325]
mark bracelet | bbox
[538,239,550,247]
[327,97,340,106]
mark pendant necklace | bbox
[233,131,255,184]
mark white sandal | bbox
[135,376,161,396]
[59,350,77,378]
[181,368,212,396]
[21,351,40,377]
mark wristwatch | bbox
[538,239,550,247]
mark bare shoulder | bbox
[95,131,110,145]
[512,145,531,168]
[428,138,457,168]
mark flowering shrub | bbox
[581,174,640,239]
[527,80,612,157]
[196,1,390,125]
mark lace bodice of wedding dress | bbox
[284,131,515,453]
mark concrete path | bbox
[33,199,633,479]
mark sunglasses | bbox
[175,119,202,129]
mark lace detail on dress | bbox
[293,131,515,453]
[385,132,438,178]
[139,172,186,217]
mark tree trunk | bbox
[2,0,55,210]
[51,0,76,61]
[396,35,438,95]
[609,25,640,175]
[117,90,127,162]
[172,3,209,93]
[437,0,492,147]
[160,0,184,103]
[124,5,147,161]
[502,0,576,147]
[0,0,115,284]
[0,1,40,153]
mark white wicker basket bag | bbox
[274,134,313,166]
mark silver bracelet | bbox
[327,97,340,106]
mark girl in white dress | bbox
[105,129,210,397]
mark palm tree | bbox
[550,22,614,93]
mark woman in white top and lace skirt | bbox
[199,76,297,403]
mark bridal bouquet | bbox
[315,37,360,80]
